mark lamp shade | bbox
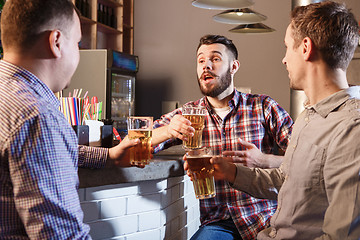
[229,23,275,33]
[192,0,254,10]
[213,8,267,24]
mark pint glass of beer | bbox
[182,105,206,149]
[127,116,153,166]
[186,148,216,199]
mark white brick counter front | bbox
[78,175,201,240]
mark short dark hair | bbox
[1,0,77,51]
[291,1,359,70]
[197,35,238,60]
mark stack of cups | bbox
[182,105,216,199]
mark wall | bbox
[133,0,291,119]
[133,0,360,119]
[79,175,201,240]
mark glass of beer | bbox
[182,105,206,149]
[186,148,216,199]
[127,116,153,166]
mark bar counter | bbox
[78,145,186,188]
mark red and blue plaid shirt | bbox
[154,89,293,240]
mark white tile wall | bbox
[80,175,200,240]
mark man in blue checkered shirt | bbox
[0,0,142,239]
[152,35,293,239]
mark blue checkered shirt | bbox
[0,60,107,239]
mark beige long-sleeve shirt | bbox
[232,87,360,239]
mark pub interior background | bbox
[77,1,359,239]
[1,0,358,240]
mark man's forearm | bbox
[152,126,171,146]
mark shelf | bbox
[98,0,122,8]
[73,0,133,54]
[97,22,122,34]
[79,16,96,25]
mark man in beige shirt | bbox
[206,1,360,239]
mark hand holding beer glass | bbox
[182,105,206,149]
[127,116,153,166]
[185,148,216,199]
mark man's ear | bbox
[302,37,314,61]
[49,30,62,58]
[230,60,240,74]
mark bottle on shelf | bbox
[85,0,91,19]
[103,5,109,26]
[106,6,112,27]
[97,3,102,24]
[110,8,117,29]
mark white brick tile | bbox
[160,209,167,227]
[160,224,170,240]
[192,205,200,221]
[167,176,184,188]
[183,176,194,195]
[107,236,126,240]
[183,191,198,209]
[138,211,161,231]
[125,229,161,240]
[101,197,127,219]
[78,188,85,202]
[170,217,179,236]
[186,218,200,239]
[179,211,187,229]
[163,198,185,223]
[178,226,192,240]
[160,188,172,209]
[88,215,137,240]
[171,184,180,204]
[81,201,100,222]
[168,228,185,240]
[127,194,161,214]
[179,181,184,197]
[138,179,167,195]
[86,183,139,201]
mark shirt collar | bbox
[310,86,360,118]
[0,60,60,108]
[202,88,239,112]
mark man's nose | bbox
[203,60,212,70]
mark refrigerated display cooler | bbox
[63,49,138,137]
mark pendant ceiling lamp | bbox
[229,23,275,33]
[192,0,254,10]
[213,8,267,24]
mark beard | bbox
[198,67,232,98]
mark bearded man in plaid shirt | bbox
[152,34,293,240]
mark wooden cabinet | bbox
[73,0,134,54]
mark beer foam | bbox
[186,154,212,159]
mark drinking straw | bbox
[98,102,103,120]
[91,96,98,120]
[68,97,77,125]
[82,103,91,124]
[64,97,71,124]
[77,88,83,98]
